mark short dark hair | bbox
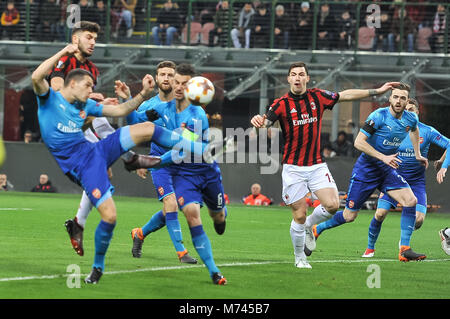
[396,82,411,93]
[288,62,309,76]
[175,63,196,77]
[338,131,347,138]
[408,97,419,108]
[64,69,95,87]
[72,21,100,35]
[156,60,176,75]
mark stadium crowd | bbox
[0,0,448,53]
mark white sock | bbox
[75,191,93,228]
[290,220,306,259]
[445,228,450,237]
[305,204,333,228]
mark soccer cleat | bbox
[439,228,450,256]
[131,228,144,258]
[84,267,103,284]
[177,250,198,264]
[312,224,320,239]
[295,256,312,269]
[123,151,161,172]
[362,248,375,258]
[64,218,84,256]
[213,220,226,235]
[305,226,317,252]
[399,246,426,262]
[212,272,227,285]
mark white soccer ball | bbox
[185,76,215,106]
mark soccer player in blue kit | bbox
[32,44,214,284]
[307,83,430,261]
[119,64,227,285]
[361,98,450,258]
[115,60,197,264]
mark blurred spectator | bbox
[78,0,96,22]
[430,4,447,53]
[251,3,270,48]
[316,3,335,50]
[231,2,254,49]
[31,174,57,193]
[292,2,313,50]
[17,0,40,41]
[273,4,290,49]
[389,8,417,52]
[36,0,64,42]
[92,0,107,41]
[19,88,39,141]
[0,174,14,191]
[372,12,391,52]
[321,143,336,158]
[152,0,181,45]
[1,1,20,40]
[331,131,356,157]
[208,0,232,47]
[23,130,33,143]
[336,7,355,50]
[243,183,272,206]
[112,0,137,39]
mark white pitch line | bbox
[0,258,449,283]
[0,208,33,211]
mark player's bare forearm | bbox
[102,91,148,117]
[32,45,78,95]
[409,128,422,159]
[354,132,384,161]
[339,82,402,102]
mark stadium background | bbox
[0,0,449,209]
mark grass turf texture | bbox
[0,192,449,299]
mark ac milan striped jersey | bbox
[48,55,99,85]
[266,89,340,167]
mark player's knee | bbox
[163,194,178,212]
[343,209,358,222]
[322,199,339,214]
[375,209,388,221]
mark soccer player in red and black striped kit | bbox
[251,61,401,268]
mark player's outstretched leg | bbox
[439,228,450,255]
[399,206,426,262]
[190,224,226,285]
[166,212,198,264]
[131,210,166,258]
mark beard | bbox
[158,84,172,95]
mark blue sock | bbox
[142,210,166,237]
[224,206,228,219]
[165,212,186,254]
[367,217,383,250]
[190,225,220,277]
[152,125,207,157]
[316,210,346,235]
[400,206,416,247]
[93,220,116,271]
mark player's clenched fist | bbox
[142,74,155,94]
[63,43,79,56]
[251,114,267,128]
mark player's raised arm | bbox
[102,74,155,117]
[338,82,403,102]
[408,127,429,169]
[354,131,402,169]
[31,44,80,95]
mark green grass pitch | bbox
[0,192,449,299]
